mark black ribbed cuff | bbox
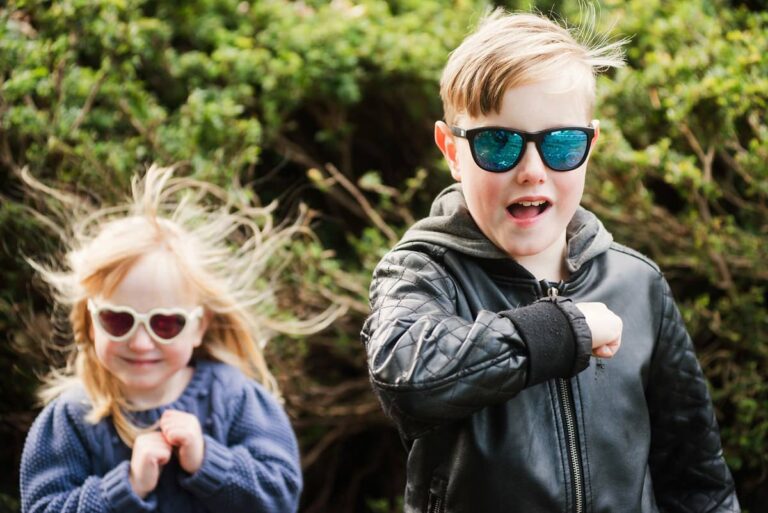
[554,298,592,374]
[501,299,591,386]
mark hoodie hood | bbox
[395,183,613,274]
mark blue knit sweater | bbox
[20,360,302,513]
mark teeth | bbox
[516,200,546,206]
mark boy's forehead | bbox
[448,61,595,126]
[457,77,593,129]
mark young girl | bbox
[20,166,337,513]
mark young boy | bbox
[361,10,739,513]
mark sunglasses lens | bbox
[98,310,135,338]
[541,130,588,171]
[473,129,523,172]
[149,314,187,340]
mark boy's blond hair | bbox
[440,9,626,124]
[25,166,341,446]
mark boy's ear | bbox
[434,121,462,181]
[591,119,600,145]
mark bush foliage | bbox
[1,0,766,511]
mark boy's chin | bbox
[500,232,567,261]
[505,246,551,260]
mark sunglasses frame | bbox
[87,299,204,345]
[450,125,596,172]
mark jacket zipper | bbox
[427,477,446,513]
[558,377,584,513]
[428,495,443,513]
[547,285,585,513]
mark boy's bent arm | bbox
[647,277,740,512]
[361,249,591,440]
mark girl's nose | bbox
[515,143,548,185]
[127,324,156,351]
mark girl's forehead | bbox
[102,250,199,310]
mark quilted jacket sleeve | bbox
[361,249,591,440]
[647,277,740,512]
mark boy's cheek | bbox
[451,147,477,181]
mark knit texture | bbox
[20,360,302,513]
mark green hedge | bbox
[593,0,768,480]
[1,0,766,511]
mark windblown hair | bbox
[26,165,340,446]
[440,9,627,124]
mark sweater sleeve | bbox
[178,377,302,513]
[20,397,156,513]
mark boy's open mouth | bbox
[507,200,550,219]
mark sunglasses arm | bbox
[591,119,600,142]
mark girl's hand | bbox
[575,302,623,359]
[160,409,205,474]
[130,431,172,499]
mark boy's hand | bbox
[575,302,623,358]
[130,431,172,499]
[160,409,205,474]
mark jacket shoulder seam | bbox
[608,242,662,275]
[391,241,449,261]
[376,246,456,303]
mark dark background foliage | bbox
[1,0,766,512]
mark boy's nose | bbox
[514,143,547,185]
[127,324,156,351]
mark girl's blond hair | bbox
[440,9,627,124]
[26,165,340,445]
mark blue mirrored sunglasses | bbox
[450,125,595,172]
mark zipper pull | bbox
[538,279,564,301]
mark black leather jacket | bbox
[361,186,738,513]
